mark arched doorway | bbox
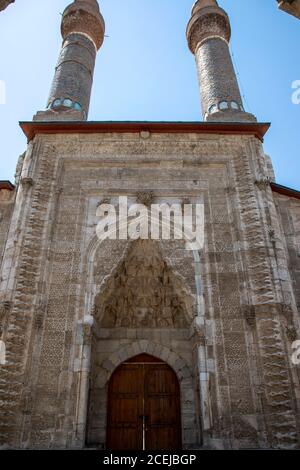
[106,354,182,451]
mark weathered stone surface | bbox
[0,188,14,263]
[1,0,299,452]
[0,131,298,450]
[273,192,300,317]
[278,0,300,19]
[95,240,191,328]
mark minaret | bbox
[186,0,256,122]
[35,0,105,121]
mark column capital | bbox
[62,0,105,50]
[186,0,230,54]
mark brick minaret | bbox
[36,0,105,121]
[186,0,256,122]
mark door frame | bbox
[85,340,201,449]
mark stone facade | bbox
[274,192,300,317]
[0,129,299,449]
[277,0,300,19]
[0,187,14,262]
[0,0,14,12]
[0,0,299,452]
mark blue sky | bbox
[0,0,299,188]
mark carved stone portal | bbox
[94,240,191,328]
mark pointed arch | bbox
[79,227,205,449]
[98,340,193,385]
[84,228,205,324]
[86,342,199,449]
[93,239,194,328]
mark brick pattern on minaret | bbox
[186,0,256,122]
[38,0,105,121]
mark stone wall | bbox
[0,188,14,263]
[274,192,300,314]
[86,238,200,448]
[0,187,14,342]
[0,131,299,449]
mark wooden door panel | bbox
[106,354,182,451]
[147,397,179,424]
[108,428,140,451]
[107,365,143,450]
[146,367,178,394]
[112,367,141,393]
[109,398,139,424]
[145,364,181,450]
[146,427,181,451]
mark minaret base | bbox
[206,110,257,123]
[33,109,85,122]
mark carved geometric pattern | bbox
[94,240,190,328]
[0,144,58,446]
[233,152,298,448]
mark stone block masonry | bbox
[0,129,298,449]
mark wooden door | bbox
[106,354,182,451]
[106,362,143,450]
